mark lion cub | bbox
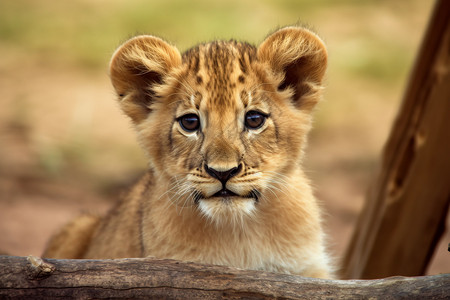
[44,26,333,278]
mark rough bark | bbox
[343,0,450,279]
[0,256,449,299]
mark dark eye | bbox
[179,114,200,132]
[245,111,267,129]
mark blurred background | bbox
[0,0,446,275]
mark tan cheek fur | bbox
[43,26,334,279]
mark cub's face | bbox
[110,27,327,224]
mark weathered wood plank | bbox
[343,0,450,279]
[0,256,449,299]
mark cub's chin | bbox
[197,190,258,227]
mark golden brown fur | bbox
[43,26,333,278]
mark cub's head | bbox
[110,27,327,226]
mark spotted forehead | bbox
[181,41,257,109]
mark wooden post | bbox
[343,0,450,279]
[0,256,449,299]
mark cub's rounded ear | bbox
[257,27,327,112]
[110,35,181,124]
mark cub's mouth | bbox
[212,189,238,198]
[196,188,260,202]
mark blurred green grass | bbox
[0,0,430,76]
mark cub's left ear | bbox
[257,27,327,111]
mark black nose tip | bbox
[205,164,242,184]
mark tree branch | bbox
[0,256,448,299]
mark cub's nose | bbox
[204,164,242,185]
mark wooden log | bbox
[343,0,450,279]
[0,256,448,299]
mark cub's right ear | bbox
[110,36,181,124]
